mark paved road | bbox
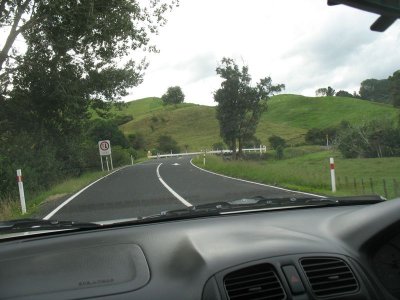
[42,157,314,222]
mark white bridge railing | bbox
[148,145,267,159]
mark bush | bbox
[305,127,337,145]
[268,135,286,149]
[212,142,226,150]
[112,115,133,126]
[86,119,129,148]
[157,135,180,153]
[335,120,400,158]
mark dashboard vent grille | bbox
[223,263,285,300]
[300,257,358,298]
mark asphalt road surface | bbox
[41,157,317,222]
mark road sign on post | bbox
[98,140,111,156]
[98,140,112,171]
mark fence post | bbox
[383,179,388,199]
[370,178,374,193]
[393,179,399,197]
[361,178,365,194]
[345,176,349,187]
[16,169,27,214]
[353,178,357,192]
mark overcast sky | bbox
[126,0,400,105]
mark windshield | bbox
[0,0,399,236]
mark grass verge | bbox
[192,150,400,199]
[0,158,148,221]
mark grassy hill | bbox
[110,94,398,151]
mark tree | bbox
[157,135,180,153]
[268,135,286,149]
[315,88,328,97]
[161,86,185,105]
[389,70,400,108]
[128,133,147,150]
[316,86,335,97]
[359,78,390,103]
[326,86,335,96]
[335,90,353,98]
[214,57,284,159]
[0,0,177,199]
[87,120,129,148]
[268,135,286,159]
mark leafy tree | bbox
[157,135,180,153]
[268,135,286,149]
[161,86,185,105]
[359,78,390,103]
[214,57,284,159]
[128,133,147,150]
[315,88,328,97]
[212,142,225,150]
[316,86,335,97]
[389,70,400,108]
[335,90,353,98]
[335,120,400,158]
[326,86,335,96]
[242,135,262,148]
[268,135,286,159]
[0,0,177,199]
[305,127,337,145]
[87,120,129,148]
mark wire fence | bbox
[336,176,400,199]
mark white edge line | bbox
[156,163,192,207]
[189,159,325,198]
[43,166,131,220]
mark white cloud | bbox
[125,0,400,104]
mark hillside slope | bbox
[116,94,398,151]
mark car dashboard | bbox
[0,198,399,300]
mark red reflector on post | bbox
[330,163,334,170]
[16,176,23,182]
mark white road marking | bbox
[172,163,180,166]
[43,166,130,220]
[156,163,192,207]
[189,159,325,198]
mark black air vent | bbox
[300,257,358,298]
[223,263,286,300]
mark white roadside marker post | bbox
[16,169,27,214]
[109,154,114,170]
[330,157,336,192]
[131,155,134,165]
[106,156,110,172]
[203,151,206,166]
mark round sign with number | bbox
[98,140,112,156]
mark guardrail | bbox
[148,146,267,159]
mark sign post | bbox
[330,157,336,192]
[98,140,112,171]
[16,169,26,214]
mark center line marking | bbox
[156,163,192,207]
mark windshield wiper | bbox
[0,218,101,234]
[145,195,385,219]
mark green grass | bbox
[193,149,400,199]
[114,94,399,151]
[0,158,149,221]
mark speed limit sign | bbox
[98,140,112,156]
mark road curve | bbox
[40,157,316,222]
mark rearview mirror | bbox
[328,0,400,31]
